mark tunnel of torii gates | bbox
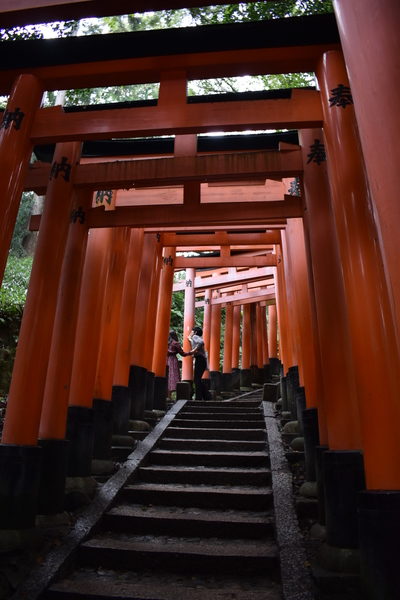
[0,0,400,596]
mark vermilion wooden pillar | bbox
[94,227,130,403]
[113,228,145,388]
[92,226,130,461]
[284,218,322,412]
[240,303,252,389]
[2,141,82,446]
[37,189,92,513]
[39,190,93,442]
[182,268,195,382]
[129,233,160,418]
[202,288,212,380]
[209,294,222,394]
[231,304,241,369]
[112,228,144,434]
[249,303,258,369]
[0,74,43,285]
[268,304,278,358]
[274,242,293,373]
[317,50,400,490]
[317,51,400,560]
[333,0,400,346]
[141,237,163,410]
[68,228,113,410]
[299,128,361,451]
[0,141,81,528]
[259,303,270,382]
[222,302,233,391]
[143,239,163,372]
[66,228,113,477]
[152,247,176,409]
[222,303,233,374]
[256,304,264,368]
[152,247,177,378]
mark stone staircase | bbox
[42,397,284,599]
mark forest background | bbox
[0,0,333,395]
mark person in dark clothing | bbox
[188,326,211,401]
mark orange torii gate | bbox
[0,4,399,597]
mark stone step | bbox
[120,482,273,510]
[137,464,271,486]
[178,412,264,421]
[182,406,262,414]
[147,449,269,468]
[163,427,266,440]
[103,504,274,538]
[45,567,282,600]
[171,419,266,429]
[186,401,261,409]
[158,437,266,452]
[78,534,280,575]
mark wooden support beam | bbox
[25,150,303,194]
[196,289,276,307]
[162,231,280,246]
[173,267,275,291]
[212,277,274,295]
[174,254,276,268]
[86,196,302,229]
[29,91,322,144]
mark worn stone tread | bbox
[123,481,272,495]
[171,419,266,428]
[46,568,282,600]
[103,504,274,537]
[158,437,266,451]
[163,427,266,440]
[150,449,268,458]
[106,503,273,524]
[78,534,280,573]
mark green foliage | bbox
[62,83,159,106]
[10,192,36,257]
[0,256,32,309]
[170,290,185,336]
[188,0,333,24]
[0,255,32,348]
[0,20,78,41]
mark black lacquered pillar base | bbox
[129,364,147,419]
[323,450,365,548]
[111,385,130,435]
[315,445,329,525]
[177,381,192,400]
[358,490,400,600]
[240,369,251,389]
[302,407,320,481]
[221,372,233,392]
[0,444,42,529]
[66,406,94,477]
[145,371,155,411]
[37,438,69,515]
[280,376,288,412]
[269,357,282,378]
[263,363,271,383]
[231,368,240,390]
[210,371,221,396]
[153,375,167,410]
[93,398,113,459]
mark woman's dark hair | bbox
[169,330,178,342]
[193,326,203,336]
